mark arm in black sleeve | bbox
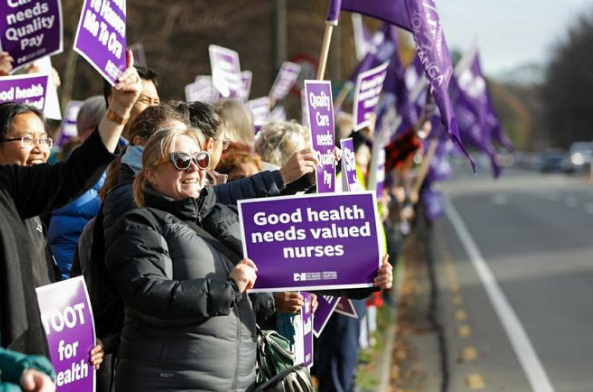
[105,212,242,322]
[280,174,316,196]
[213,170,285,205]
[0,130,117,220]
[313,286,379,300]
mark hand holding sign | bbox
[274,292,304,314]
[89,340,104,370]
[279,148,319,185]
[373,254,393,290]
[0,52,13,76]
[229,258,258,293]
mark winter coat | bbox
[0,130,117,356]
[104,186,259,392]
[48,171,105,279]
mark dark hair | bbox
[102,65,159,106]
[128,102,189,142]
[187,101,223,139]
[0,102,46,139]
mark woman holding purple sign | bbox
[104,127,262,391]
[0,50,141,363]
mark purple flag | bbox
[353,61,389,131]
[56,101,83,148]
[304,80,336,193]
[349,24,397,83]
[0,0,63,72]
[327,0,410,29]
[209,45,242,99]
[0,73,49,111]
[74,0,126,86]
[452,76,501,178]
[238,192,381,293]
[313,295,341,337]
[270,62,301,101]
[36,277,96,392]
[327,0,474,169]
[422,188,444,220]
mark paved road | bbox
[434,169,593,392]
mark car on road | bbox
[540,149,572,173]
[569,141,593,173]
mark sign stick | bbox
[317,22,336,80]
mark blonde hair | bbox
[133,128,204,207]
[214,99,254,148]
[255,120,310,167]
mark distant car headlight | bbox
[571,153,585,165]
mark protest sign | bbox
[304,80,335,193]
[209,45,242,98]
[240,70,252,101]
[247,97,270,130]
[340,138,363,192]
[239,192,381,292]
[56,101,83,148]
[0,0,63,72]
[28,56,61,120]
[334,297,358,318]
[74,0,126,86]
[0,73,49,111]
[36,277,95,392]
[353,61,388,131]
[270,61,301,101]
[185,76,218,103]
[294,292,314,367]
[313,295,340,337]
[269,105,286,122]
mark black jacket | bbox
[0,130,117,355]
[104,187,258,392]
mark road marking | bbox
[445,198,556,392]
[466,373,486,389]
[458,325,472,338]
[460,346,478,362]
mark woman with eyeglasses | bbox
[0,51,142,360]
[104,127,259,392]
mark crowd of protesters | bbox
[0,44,435,392]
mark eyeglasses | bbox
[1,135,53,149]
[213,137,231,151]
[154,151,211,171]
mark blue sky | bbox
[436,0,593,77]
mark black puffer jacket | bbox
[105,187,258,392]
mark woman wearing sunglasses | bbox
[104,127,260,392]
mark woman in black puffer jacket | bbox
[104,127,259,392]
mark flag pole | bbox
[333,81,353,112]
[412,139,439,198]
[317,21,337,80]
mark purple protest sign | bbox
[36,277,95,392]
[340,138,362,192]
[185,76,218,104]
[56,101,83,148]
[270,61,301,101]
[299,292,314,368]
[239,192,381,293]
[209,45,242,99]
[240,70,252,101]
[353,61,389,131]
[334,297,358,318]
[0,0,63,72]
[0,73,49,111]
[74,0,126,86]
[304,80,336,193]
[313,295,340,337]
[247,97,270,129]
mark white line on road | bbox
[444,198,555,392]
